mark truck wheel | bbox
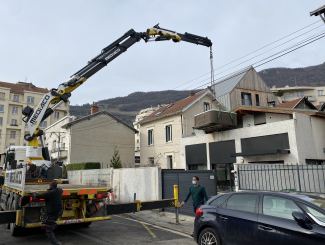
[80,222,92,228]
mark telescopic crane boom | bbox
[22,25,212,149]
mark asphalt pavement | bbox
[0,215,195,245]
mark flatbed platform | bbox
[3,183,109,196]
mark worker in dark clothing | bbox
[34,181,63,245]
[182,176,209,213]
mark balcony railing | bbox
[194,110,237,133]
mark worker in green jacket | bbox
[182,176,209,213]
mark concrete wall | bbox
[67,167,161,203]
[68,168,112,186]
[69,113,135,168]
[112,167,161,203]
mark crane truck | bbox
[0,25,212,235]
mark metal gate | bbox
[162,170,217,215]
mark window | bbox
[241,92,252,106]
[54,111,60,119]
[0,117,3,126]
[209,194,228,207]
[40,121,47,128]
[318,90,324,96]
[255,94,260,106]
[167,155,173,169]
[0,105,4,113]
[10,119,18,126]
[305,206,325,223]
[263,195,301,220]
[148,157,154,165]
[10,130,16,139]
[12,106,18,115]
[12,94,19,102]
[165,125,172,142]
[27,96,35,105]
[226,194,257,213]
[148,129,154,145]
[203,102,210,112]
[0,92,5,100]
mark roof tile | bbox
[0,81,48,94]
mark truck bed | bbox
[5,183,109,195]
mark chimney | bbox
[90,103,99,115]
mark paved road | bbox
[0,215,195,245]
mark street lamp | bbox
[310,5,325,23]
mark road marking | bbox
[141,222,157,239]
[69,230,109,244]
[116,215,193,239]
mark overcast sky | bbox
[1,0,324,105]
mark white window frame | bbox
[12,94,19,102]
[10,130,16,139]
[148,129,154,146]
[165,125,172,142]
[0,92,5,101]
[54,111,60,119]
[12,106,18,115]
[27,96,35,105]
[318,90,324,96]
[10,119,18,126]
[203,102,210,112]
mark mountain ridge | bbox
[70,62,325,125]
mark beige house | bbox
[0,81,69,153]
[139,90,222,169]
[271,85,325,107]
[62,110,137,168]
[212,67,277,110]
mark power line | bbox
[191,31,325,91]
[171,20,323,90]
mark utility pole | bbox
[310,5,325,23]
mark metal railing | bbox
[236,164,325,194]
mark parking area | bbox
[0,215,195,245]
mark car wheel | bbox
[198,227,220,245]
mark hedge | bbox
[66,162,101,171]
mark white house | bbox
[139,89,223,169]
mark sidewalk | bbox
[126,210,195,235]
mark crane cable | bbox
[210,46,215,97]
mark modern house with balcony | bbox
[182,102,325,171]
[211,67,277,111]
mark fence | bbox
[236,164,325,194]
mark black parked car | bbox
[194,191,325,245]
